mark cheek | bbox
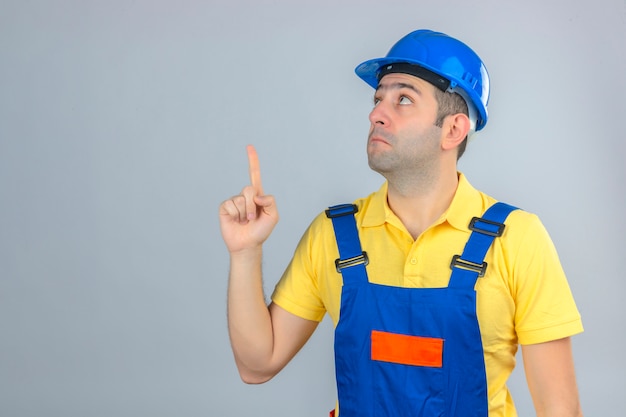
[403,125,441,148]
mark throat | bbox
[386,177,458,240]
[400,214,438,241]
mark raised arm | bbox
[219,145,318,384]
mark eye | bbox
[373,96,381,106]
[399,95,412,105]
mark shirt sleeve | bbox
[271,214,328,322]
[510,213,584,345]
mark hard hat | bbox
[355,29,490,132]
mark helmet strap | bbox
[377,63,450,92]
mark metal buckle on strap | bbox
[335,251,369,272]
[469,216,506,237]
[450,254,488,277]
[325,204,358,218]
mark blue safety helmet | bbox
[355,29,490,132]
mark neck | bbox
[386,169,459,240]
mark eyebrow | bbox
[375,82,423,96]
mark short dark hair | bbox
[433,88,469,160]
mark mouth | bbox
[368,131,391,147]
[369,136,388,144]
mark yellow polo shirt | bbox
[271,173,583,417]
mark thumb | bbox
[254,194,278,218]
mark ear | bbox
[441,113,471,151]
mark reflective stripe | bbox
[371,330,443,368]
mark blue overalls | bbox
[326,202,518,417]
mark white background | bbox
[1,0,624,416]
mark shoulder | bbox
[499,208,554,253]
[314,184,387,230]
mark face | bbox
[367,73,444,180]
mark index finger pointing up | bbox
[247,144,264,195]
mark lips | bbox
[368,129,392,146]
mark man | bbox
[219,29,583,416]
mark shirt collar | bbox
[361,172,483,232]
[445,172,484,232]
[361,181,392,228]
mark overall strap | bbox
[326,204,369,285]
[448,202,519,289]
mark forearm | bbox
[523,338,583,417]
[227,247,276,382]
[535,404,583,417]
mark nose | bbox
[369,100,390,126]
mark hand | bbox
[219,145,279,253]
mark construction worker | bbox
[219,29,583,416]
